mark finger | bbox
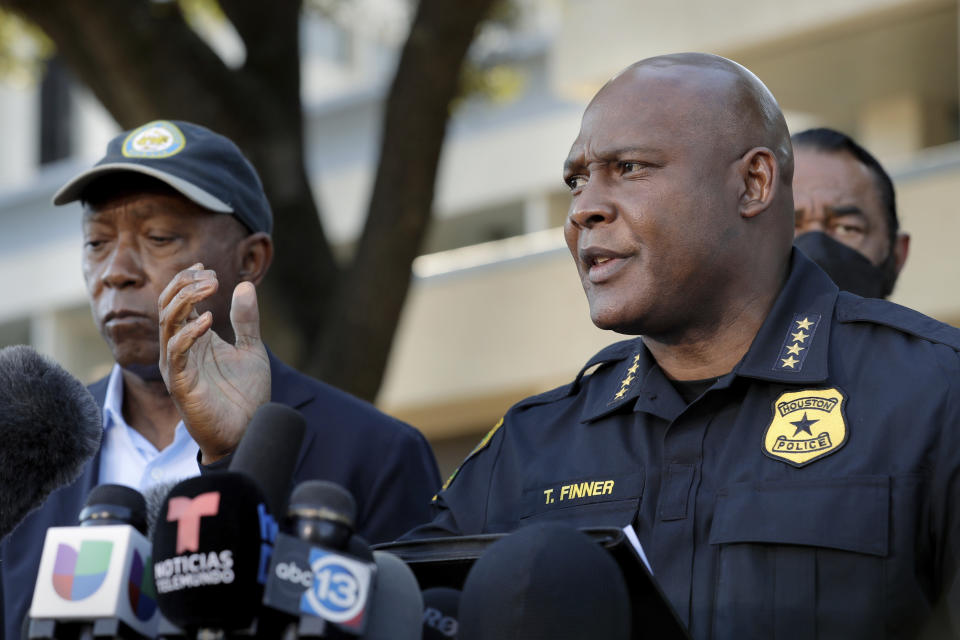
[157,263,206,311]
[164,311,214,383]
[230,282,263,349]
[159,270,220,347]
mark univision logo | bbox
[128,550,157,621]
[53,541,113,601]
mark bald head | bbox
[600,53,793,184]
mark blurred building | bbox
[1,0,958,475]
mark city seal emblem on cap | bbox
[763,387,848,467]
[122,120,186,159]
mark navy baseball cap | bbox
[53,120,273,235]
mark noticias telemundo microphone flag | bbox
[29,525,159,637]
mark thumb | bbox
[230,281,262,348]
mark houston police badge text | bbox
[763,387,848,467]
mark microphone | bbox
[457,523,631,640]
[28,484,160,639]
[141,480,189,640]
[263,481,376,637]
[143,480,179,540]
[229,402,307,519]
[0,345,101,539]
[422,588,460,640]
[152,472,277,636]
[361,551,423,640]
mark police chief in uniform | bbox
[406,54,960,638]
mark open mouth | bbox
[581,249,631,283]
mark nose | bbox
[567,179,616,230]
[100,238,145,289]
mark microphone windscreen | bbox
[362,551,423,640]
[422,587,460,640]
[152,472,273,632]
[229,402,305,519]
[80,483,148,533]
[458,523,631,640]
[288,480,357,528]
[143,480,179,540]
[0,345,101,538]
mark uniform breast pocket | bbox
[708,476,890,640]
[518,472,644,529]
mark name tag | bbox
[521,473,644,520]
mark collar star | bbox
[781,355,799,368]
[786,343,804,356]
[795,317,814,331]
[790,330,809,343]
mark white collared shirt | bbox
[98,364,201,492]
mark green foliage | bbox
[0,8,53,84]
[459,63,525,107]
[177,0,226,26]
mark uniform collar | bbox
[734,249,838,384]
[578,250,838,423]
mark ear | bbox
[738,147,779,219]
[236,232,273,286]
[893,231,910,275]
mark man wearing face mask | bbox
[792,127,910,299]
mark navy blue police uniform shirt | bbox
[406,250,960,639]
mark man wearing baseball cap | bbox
[0,120,440,637]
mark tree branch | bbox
[310,0,499,400]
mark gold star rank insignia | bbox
[773,313,821,372]
[610,353,641,404]
[763,387,848,467]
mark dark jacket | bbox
[2,352,440,639]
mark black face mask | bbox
[794,231,896,299]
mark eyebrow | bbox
[824,205,865,217]
[564,146,664,172]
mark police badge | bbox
[763,387,848,467]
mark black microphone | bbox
[422,588,460,640]
[457,523,632,640]
[143,480,179,541]
[263,481,376,638]
[152,472,277,637]
[28,484,160,639]
[361,551,423,640]
[141,480,188,640]
[0,345,101,539]
[229,402,307,519]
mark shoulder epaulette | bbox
[836,293,960,351]
[436,416,505,495]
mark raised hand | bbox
[158,264,271,463]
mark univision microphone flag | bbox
[30,525,159,637]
